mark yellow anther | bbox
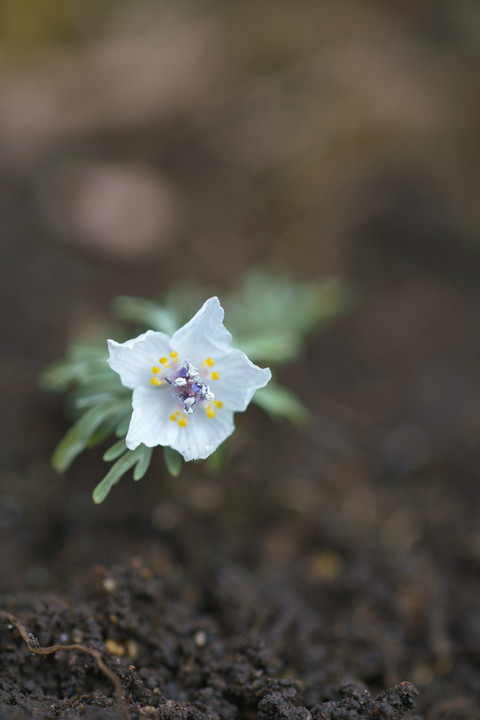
[159,357,168,365]
[214,400,223,409]
[169,412,179,422]
[205,357,215,367]
[178,415,187,428]
[206,405,216,419]
[151,376,161,386]
[151,366,160,374]
[170,351,178,360]
[211,371,219,380]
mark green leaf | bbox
[252,382,310,427]
[225,271,353,347]
[236,332,300,364]
[115,412,132,438]
[38,359,80,393]
[52,401,124,472]
[74,392,116,409]
[111,296,178,335]
[163,447,182,477]
[86,413,123,448]
[73,371,124,392]
[103,438,128,461]
[92,446,147,503]
[40,341,118,394]
[67,341,107,361]
[133,446,152,481]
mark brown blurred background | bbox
[1,0,480,468]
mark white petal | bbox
[171,297,232,366]
[126,386,179,450]
[108,330,172,390]
[214,348,271,412]
[171,406,235,461]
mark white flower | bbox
[107,297,271,461]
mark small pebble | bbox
[105,639,125,656]
[309,550,344,581]
[194,630,207,647]
[102,577,117,593]
[71,629,84,644]
[126,639,139,660]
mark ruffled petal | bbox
[171,297,233,367]
[108,330,171,390]
[213,348,271,411]
[126,386,179,450]
[170,406,235,461]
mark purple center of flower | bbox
[165,361,214,415]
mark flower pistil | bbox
[148,352,223,428]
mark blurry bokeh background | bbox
[1,2,480,714]
[2,0,480,461]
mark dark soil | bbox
[0,558,420,720]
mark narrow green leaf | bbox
[52,402,122,472]
[87,414,121,448]
[74,371,123,389]
[38,360,79,393]
[115,412,132,437]
[92,447,144,503]
[133,446,153,481]
[252,382,310,427]
[103,438,127,461]
[163,447,182,477]
[74,392,118,409]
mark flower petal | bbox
[108,330,171,390]
[214,348,271,411]
[126,386,179,450]
[170,406,235,461]
[171,297,233,366]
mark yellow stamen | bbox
[206,405,216,419]
[159,357,169,365]
[151,376,161,386]
[214,400,223,409]
[169,412,179,422]
[151,366,160,374]
[170,351,178,360]
[211,371,219,380]
[178,415,187,428]
[205,357,215,367]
